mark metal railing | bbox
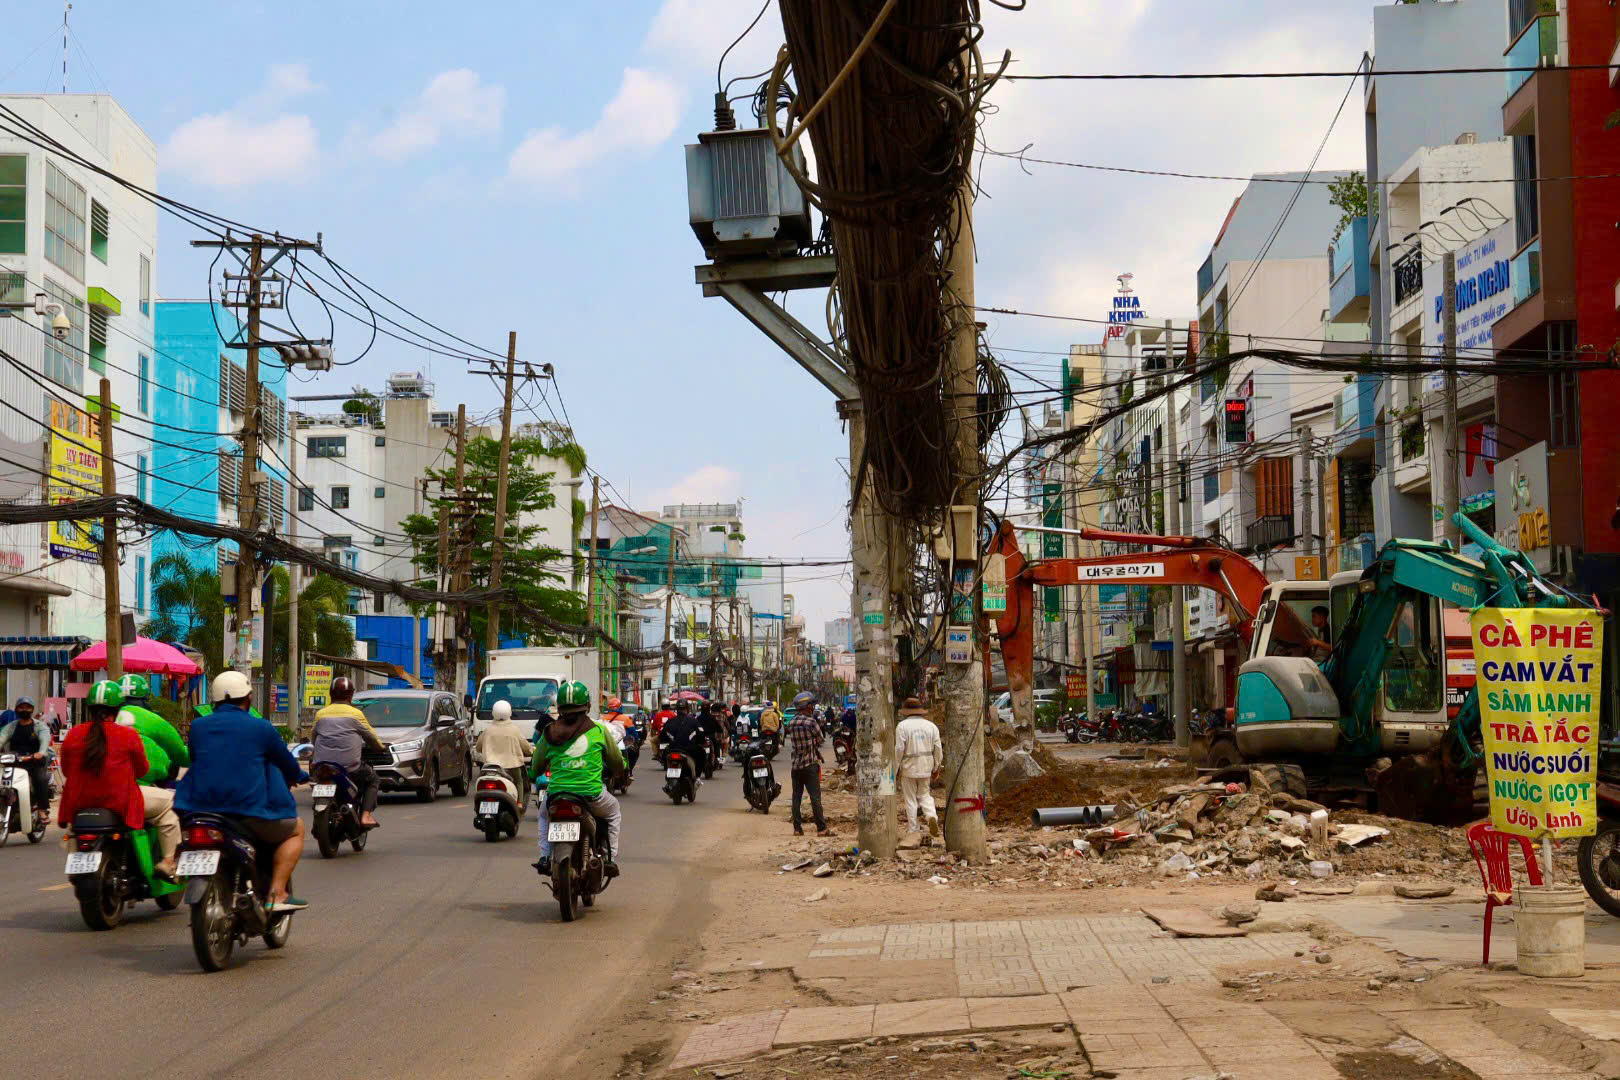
[1393,250,1424,306]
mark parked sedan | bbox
[353,689,474,802]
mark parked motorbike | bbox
[0,752,49,846]
[740,738,781,813]
[175,813,293,971]
[1578,780,1620,917]
[309,762,369,859]
[64,806,185,930]
[544,791,612,922]
[832,730,854,771]
[473,764,524,841]
[663,750,698,804]
[1057,712,1086,744]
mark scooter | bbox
[544,790,613,922]
[663,750,698,804]
[64,806,185,929]
[740,739,780,813]
[0,752,49,846]
[473,763,524,841]
[1578,778,1620,917]
[832,729,854,771]
[697,733,719,779]
[309,762,369,859]
[1058,712,1086,744]
[175,813,293,971]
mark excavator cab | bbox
[1234,581,1340,757]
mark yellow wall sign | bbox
[303,664,333,709]
[47,400,102,563]
[1472,607,1604,838]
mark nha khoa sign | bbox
[1105,273,1146,340]
[1473,607,1603,839]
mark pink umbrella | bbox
[70,636,204,677]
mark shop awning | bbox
[1134,670,1170,697]
[0,635,90,669]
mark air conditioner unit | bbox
[686,128,813,260]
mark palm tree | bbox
[269,566,356,677]
[141,552,227,675]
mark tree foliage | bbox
[342,390,382,427]
[1327,171,1375,240]
[401,435,586,647]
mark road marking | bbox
[39,883,70,892]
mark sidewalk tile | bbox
[1059,988,1168,1023]
[1452,1053,1584,1075]
[772,1005,875,1047]
[879,945,955,961]
[817,926,886,945]
[1157,997,1267,1020]
[955,938,1032,958]
[1179,1016,1296,1048]
[668,1010,785,1069]
[1072,1017,1185,1038]
[872,998,972,1038]
[1084,1029,1207,1070]
[1209,1058,1341,1080]
[1202,1039,1327,1066]
[966,993,1067,1030]
[808,945,883,958]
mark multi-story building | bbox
[659,502,745,558]
[823,616,854,653]
[0,94,160,678]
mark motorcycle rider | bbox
[115,675,190,787]
[530,679,625,878]
[0,696,51,817]
[662,700,706,779]
[476,700,533,810]
[310,676,385,829]
[758,699,782,754]
[600,697,639,771]
[176,671,309,912]
[700,701,729,771]
[650,699,675,741]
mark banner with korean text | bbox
[1472,607,1603,839]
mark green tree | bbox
[401,435,586,647]
[342,390,382,427]
[267,565,356,678]
[1327,171,1375,240]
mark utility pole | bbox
[661,533,677,696]
[288,420,301,733]
[485,331,518,665]
[1164,321,1187,748]
[449,405,469,700]
[97,377,122,681]
[708,587,719,695]
[586,474,601,689]
[434,468,449,690]
[1440,251,1460,547]
[1298,427,1315,578]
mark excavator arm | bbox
[987,522,1272,733]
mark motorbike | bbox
[309,762,369,859]
[1578,779,1620,917]
[64,805,185,929]
[544,790,612,922]
[0,752,49,846]
[175,813,294,971]
[697,733,719,779]
[663,749,698,804]
[473,764,524,841]
[740,738,780,813]
[832,729,854,771]
[1057,712,1086,744]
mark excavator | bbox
[990,512,1588,820]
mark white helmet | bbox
[492,700,512,722]
[211,669,252,704]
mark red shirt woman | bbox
[57,713,148,829]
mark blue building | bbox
[150,300,288,614]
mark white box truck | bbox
[473,646,601,735]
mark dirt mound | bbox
[986,772,1111,826]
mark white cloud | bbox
[164,66,319,188]
[506,68,681,190]
[369,69,505,161]
[655,464,742,506]
[644,0,782,77]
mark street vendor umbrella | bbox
[70,636,203,677]
[674,690,706,701]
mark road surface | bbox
[2,764,741,1079]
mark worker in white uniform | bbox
[894,696,943,842]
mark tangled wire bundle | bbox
[773,0,1006,518]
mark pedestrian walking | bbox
[895,697,943,842]
[785,690,831,836]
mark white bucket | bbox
[1515,884,1586,978]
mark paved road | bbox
[2,762,742,1079]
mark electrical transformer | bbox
[685,127,812,260]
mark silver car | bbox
[353,690,474,802]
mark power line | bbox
[1003,63,1620,81]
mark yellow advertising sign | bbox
[303,664,334,709]
[1472,607,1604,839]
[47,400,101,563]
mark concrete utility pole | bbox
[661,535,677,696]
[586,474,601,689]
[449,405,469,699]
[1164,322,1187,748]
[485,331,518,664]
[288,428,301,731]
[97,377,122,681]
[1440,251,1460,547]
[434,466,449,689]
[1299,427,1315,574]
[940,188,987,863]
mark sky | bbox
[0,0,1376,640]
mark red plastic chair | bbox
[1466,821,1544,966]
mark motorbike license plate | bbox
[478,800,500,815]
[665,767,682,779]
[752,768,770,779]
[311,784,337,798]
[64,850,101,875]
[546,821,581,842]
[176,850,221,877]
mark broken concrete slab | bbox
[773,1005,877,1047]
[1142,906,1250,938]
[871,998,972,1039]
[1393,883,1455,899]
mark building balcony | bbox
[1511,238,1541,307]
[1327,216,1370,323]
[1392,249,1424,308]
[1332,373,1379,458]
[1506,11,1558,104]
[1246,514,1294,553]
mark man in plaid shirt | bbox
[786,691,832,836]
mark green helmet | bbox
[118,674,150,701]
[556,680,591,710]
[88,679,124,710]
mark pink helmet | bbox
[606,696,622,711]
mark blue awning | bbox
[0,635,91,669]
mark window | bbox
[88,306,107,372]
[139,254,150,316]
[344,550,358,571]
[1513,135,1539,249]
[42,277,83,392]
[0,154,23,254]
[138,354,149,413]
[135,555,146,613]
[1383,595,1442,714]
[307,436,346,458]
[136,455,147,503]
[373,534,386,546]
[331,486,350,509]
[90,199,108,263]
[374,486,385,499]
[374,435,385,447]
[1203,470,1219,504]
[322,535,353,549]
[44,160,86,280]
[298,486,314,512]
